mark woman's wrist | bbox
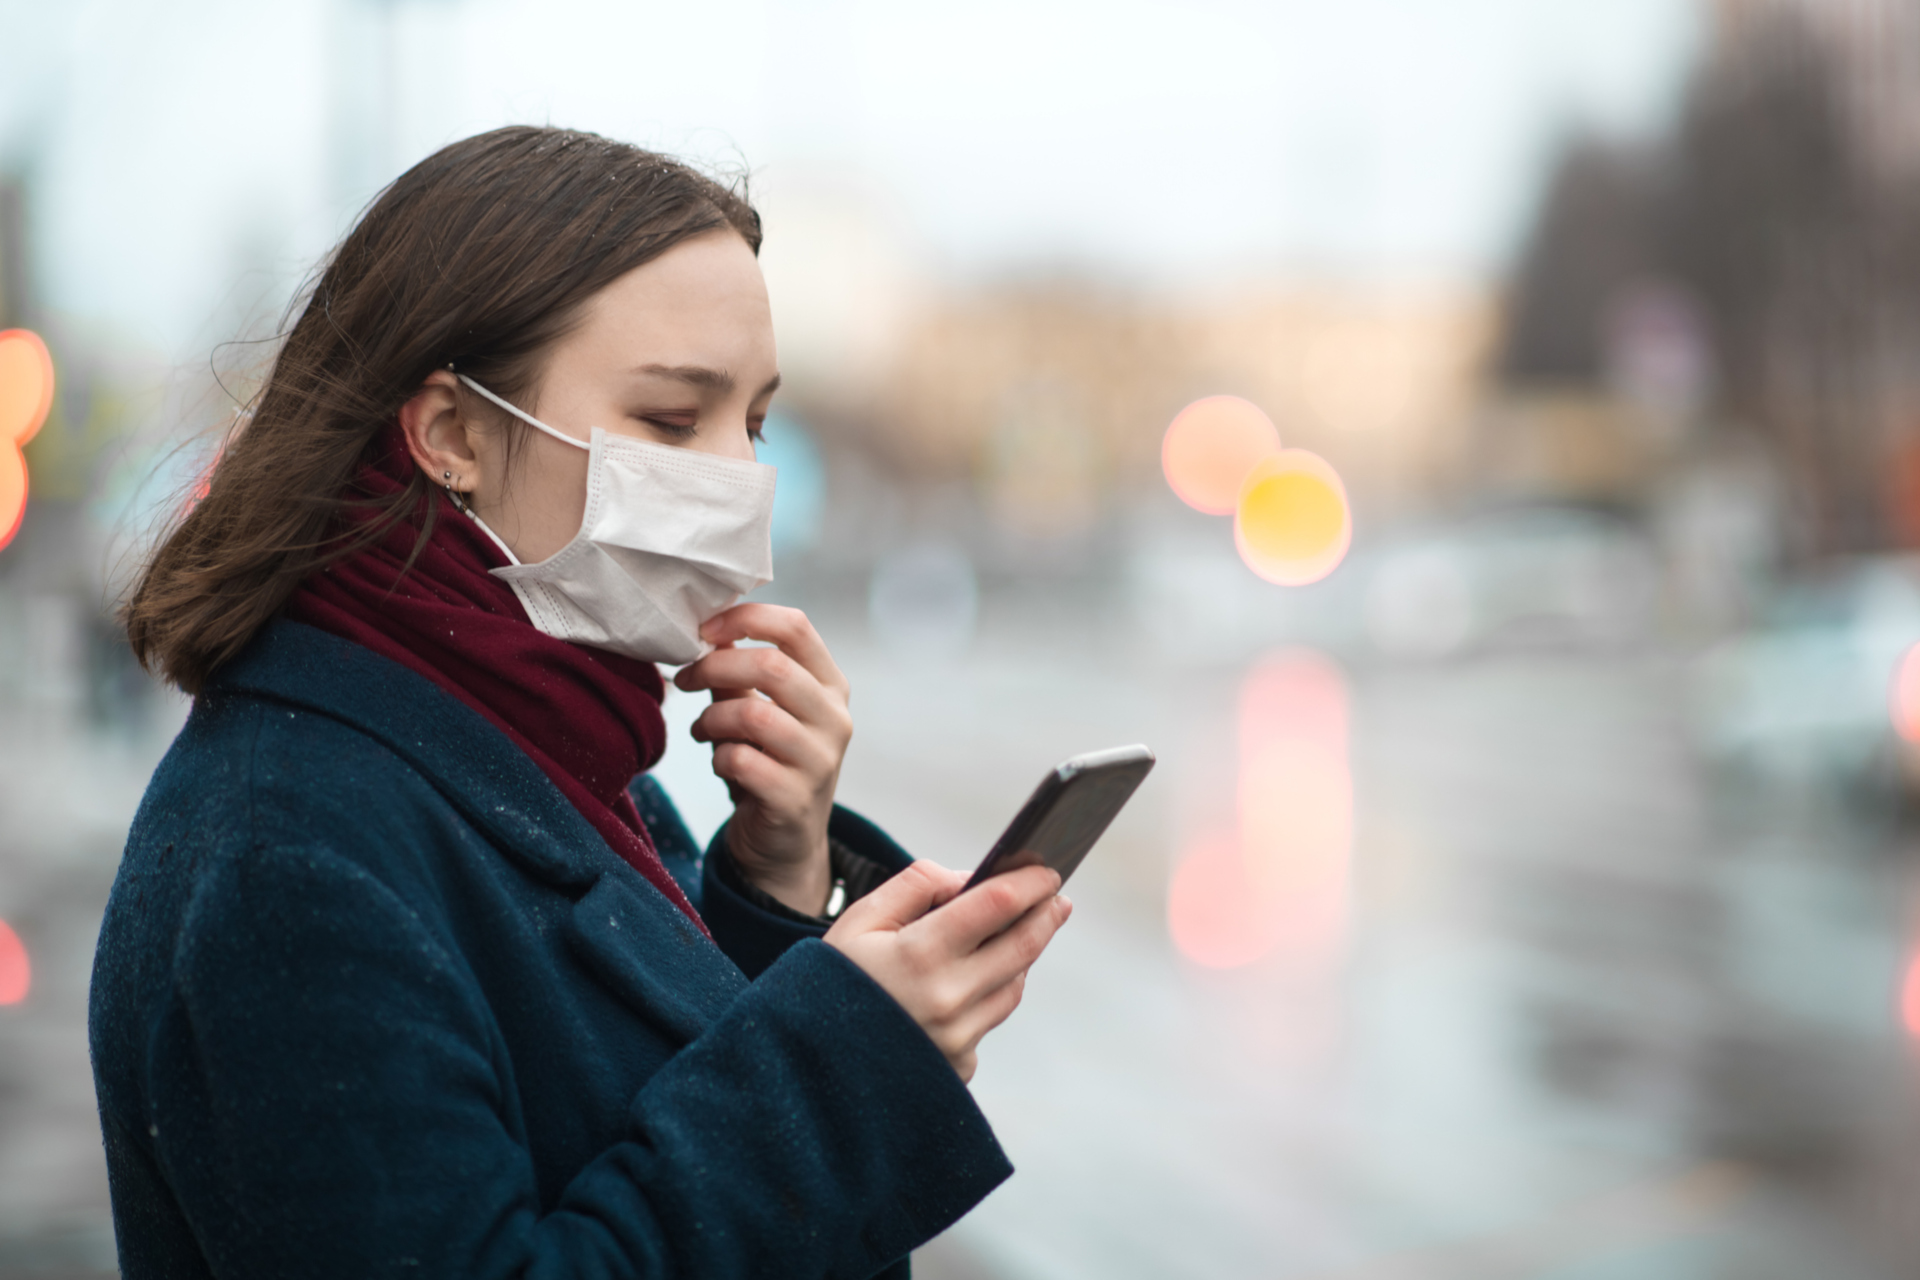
[717,824,895,925]
[727,826,833,916]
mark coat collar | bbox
[211,619,744,1040]
[212,618,640,894]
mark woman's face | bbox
[409,228,779,564]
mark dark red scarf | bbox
[287,423,707,934]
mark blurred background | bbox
[9,0,1920,1276]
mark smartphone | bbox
[963,744,1156,891]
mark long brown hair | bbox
[124,126,761,694]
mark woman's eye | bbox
[748,417,766,442]
[640,415,698,438]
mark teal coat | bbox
[88,620,1010,1278]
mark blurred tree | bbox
[1499,4,1920,562]
[0,175,28,330]
[1668,6,1880,560]
[1500,139,1663,386]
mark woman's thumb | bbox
[835,860,964,932]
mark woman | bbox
[90,125,1070,1279]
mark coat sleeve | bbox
[148,842,1011,1280]
[700,804,915,980]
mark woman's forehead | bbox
[569,234,774,370]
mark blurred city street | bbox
[7,564,1920,1277]
[844,603,1920,1280]
[11,0,1920,1275]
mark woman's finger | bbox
[951,969,1029,1049]
[907,865,1062,957]
[698,603,847,695]
[691,696,830,771]
[829,861,966,934]
[709,742,811,811]
[688,640,756,705]
[962,892,1071,994]
[675,645,844,731]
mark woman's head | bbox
[125,125,767,694]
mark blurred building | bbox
[787,277,1494,545]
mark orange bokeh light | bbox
[1893,643,1920,743]
[1234,450,1352,586]
[1161,395,1281,516]
[0,918,29,1006]
[0,329,54,552]
[1169,650,1352,969]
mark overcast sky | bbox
[0,0,1700,359]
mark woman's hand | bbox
[824,862,1072,1082]
[673,604,852,916]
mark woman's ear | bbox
[398,369,480,492]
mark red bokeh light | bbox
[1901,948,1920,1041]
[1170,650,1353,969]
[1168,832,1286,969]
[1892,643,1920,743]
[0,919,30,1006]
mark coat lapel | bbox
[215,620,747,1037]
[568,876,745,1046]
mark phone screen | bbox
[964,745,1155,891]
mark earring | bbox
[443,478,473,516]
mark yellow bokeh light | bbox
[1234,450,1351,585]
[1161,395,1281,515]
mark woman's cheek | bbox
[498,443,590,562]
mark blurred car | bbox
[1362,505,1661,660]
[1693,556,1920,800]
[1125,502,1661,664]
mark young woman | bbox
[89,125,1070,1279]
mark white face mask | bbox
[454,374,776,666]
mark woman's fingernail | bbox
[1056,895,1073,918]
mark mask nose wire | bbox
[455,373,591,452]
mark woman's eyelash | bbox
[640,416,698,438]
[636,414,765,442]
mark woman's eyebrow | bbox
[633,364,783,398]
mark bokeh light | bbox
[1161,395,1281,515]
[1234,450,1352,586]
[1167,832,1285,969]
[1239,652,1351,954]
[1892,643,1920,743]
[0,329,55,551]
[0,919,29,1006]
[1169,650,1352,969]
[1902,947,1920,1041]
[758,408,826,552]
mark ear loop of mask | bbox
[455,372,591,452]
[437,369,569,566]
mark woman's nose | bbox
[712,418,759,462]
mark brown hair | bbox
[124,126,761,694]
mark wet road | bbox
[825,626,1920,1279]
[4,614,1920,1278]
